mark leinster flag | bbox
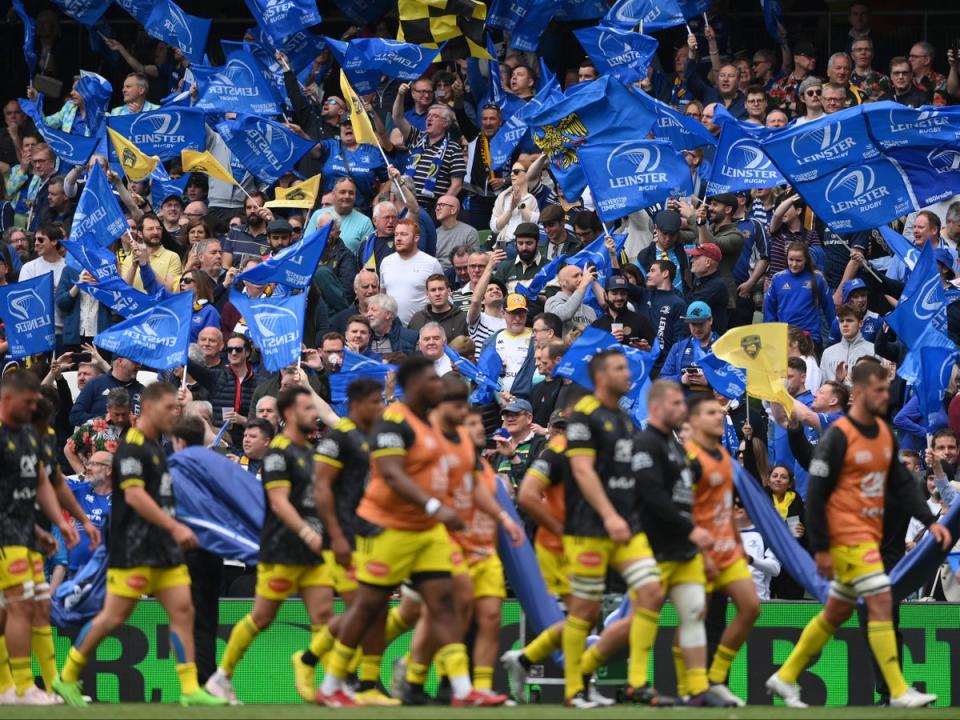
[237,223,330,289]
[245,0,321,46]
[707,109,783,194]
[77,276,156,318]
[604,0,686,31]
[325,36,440,96]
[192,49,282,116]
[107,108,205,162]
[0,273,55,358]
[228,289,305,372]
[12,0,37,78]
[574,26,658,85]
[68,162,127,249]
[94,291,193,369]
[216,113,315,185]
[20,98,100,168]
[144,0,211,65]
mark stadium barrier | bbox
[46,599,960,705]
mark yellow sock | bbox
[359,655,381,683]
[473,666,493,691]
[867,621,908,698]
[347,646,363,674]
[436,643,470,683]
[61,646,88,684]
[384,607,410,645]
[708,643,738,685]
[0,636,15,693]
[627,608,660,689]
[580,645,606,676]
[176,662,200,696]
[326,641,355,681]
[31,626,57,691]
[405,661,428,686]
[672,645,688,696]
[220,615,260,676]
[562,616,592,699]
[10,657,33,695]
[523,624,562,663]
[778,612,836,684]
[309,624,335,659]
[687,666,708,695]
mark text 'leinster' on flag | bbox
[77,276,156,318]
[324,36,440,97]
[192,49,282,117]
[0,272,55,359]
[245,0,321,46]
[107,107,205,162]
[707,107,784,194]
[487,0,557,52]
[69,162,127,250]
[237,222,330,288]
[574,26,658,85]
[94,291,193,369]
[216,113,315,185]
[228,288,305,372]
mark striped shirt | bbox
[405,129,466,202]
[469,312,505,350]
[766,226,822,277]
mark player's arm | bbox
[631,442,695,538]
[566,413,627,542]
[518,458,564,538]
[118,447,197,550]
[35,464,78,549]
[262,449,322,556]
[49,463,101,549]
[471,464,523,547]
[314,440,350,566]
[805,427,846,578]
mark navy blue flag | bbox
[192,49,282,116]
[114,0,153,23]
[578,139,692,224]
[918,346,959,431]
[480,35,525,118]
[94,291,193,369]
[887,143,960,210]
[12,0,37,78]
[237,223,330,288]
[329,350,395,410]
[150,172,191,210]
[699,352,747,399]
[489,73,563,170]
[228,289,305,372]
[444,345,501,403]
[220,38,292,113]
[51,544,107,627]
[556,0,607,20]
[604,0,686,31]
[472,338,506,405]
[516,253,566,301]
[245,0,321,46]
[707,109,784,194]
[77,276,156,318]
[170,447,264,565]
[253,30,326,87]
[0,273,55,358]
[107,107,205,162]
[325,36,439,97]
[761,0,784,44]
[68,162,127,250]
[73,70,112,135]
[331,0,392,26]
[52,0,110,25]
[62,233,120,283]
[19,98,100,167]
[144,1,210,65]
[574,26,658,85]
[216,113,315,185]
[525,76,658,199]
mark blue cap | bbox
[935,248,955,268]
[842,278,868,302]
[606,274,629,291]
[682,300,712,322]
[501,398,533,415]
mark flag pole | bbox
[180,365,189,391]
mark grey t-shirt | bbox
[435,221,480,270]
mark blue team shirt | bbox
[317,140,388,213]
[67,479,112,572]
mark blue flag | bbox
[472,339,506,405]
[0,273,55,359]
[325,36,440,97]
[254,30,326,87]
[115,0,153,22]
[228,289,305,372]
[639,91,717,151]
[867,103,960,151]
[329,350,395,410]
[74,71,112,134]
[699,352,747,399]
[77,276,156,318]
[574,26,658,85]
[761,0,784,44]
[52,544,107,628]
[489,73,563,170]
[604,0,686,30]
[245,0,321,46]
[330,0,392,26]
[237,223,330,288]
[516,253,566,301]
[150,172,191,211]
[444,345,501,403]
[216,113,315,185]
[918,346,959,431]
[566,233,628,312]
[192,49,282,116]
[69,163,127,249]
[62,234,120,284]
[94,291,193,369]
[12,0,37,78]
[578,139,692,224]
[107,107,205,162]
[144,1,210,65]
[879,226,919,272]
[52,0,110,25]
[556,0,607,20]
[221,38,292,114]
[489,0,557,52]
[707,110,784,194]
[19,98,101,168]
[525,76,659,199]
[886,143,960,209]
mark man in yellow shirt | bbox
[120,213,182,291]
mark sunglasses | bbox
[805,89,822,96]
[180,277,194,286]
[226,346,246,354]
[510,168,525,175]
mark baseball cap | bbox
[685,242,722,263]
[160,192,184,206]
[682,300,713,322]
[548,409,568,427]
[505,293,528,312]
[514,222,540,239]
[794,40,817,58]
[842,277,868,302]
[654,209,681,234]
[935,248,957,279]
[502,398,533,415]
[606,274,629,291]
[707,192,738,209]
[267,218,293,234]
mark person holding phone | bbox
[660,302,717,396]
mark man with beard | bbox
[493,224,544,294]
[591,276,654,349]
[121,213,182,291]
[64,451,113,580]
[222,192,271,267]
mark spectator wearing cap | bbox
[794,76,825,124]
[826,278,882,345]
[691,193,744,313]
[490,158,540,243]
[307,177,375,253]
[637,209,691,294]
[484,293,537,401]
[820,303,876,384]
[493,222,545,293]
[642,259,687,376]
[489,398,547,491]
[222,191,271,267]
[310,118,388,215]
[540,204,580,260]
[769,40,818,116]
[264,217,293,254]
[544,263,601,336]
[379,217,443,325]
[764,240,835,348]
[660,301,717,394]
[158,192,184,241]
[592,275,655,349]
[685,241,730,334]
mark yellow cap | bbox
[505,293,528,312]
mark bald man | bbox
[544,264,600,335]
[434,193,480,271]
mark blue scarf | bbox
[406,133,448,197]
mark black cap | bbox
[267,218,293,234]
[606,275,629,291]
[794,40,817,58]
[654,209,681,234]
[707,192,739,209]
[514,222,540,239]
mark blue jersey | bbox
[763,268,835,343]
[67,479,112,572]
[317,140,388,213]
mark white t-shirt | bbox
[19,257,66,330]
[494,328,533,393]
[380,250,443,325]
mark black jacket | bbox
[687,271,729,334]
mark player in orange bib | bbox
[680,395,760,706]
[767,358,951,708]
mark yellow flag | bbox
[713,323,795,408]
[181,150,239,187]
[265,175,320,209]
[107,128,158,182]
[339,70,380,148]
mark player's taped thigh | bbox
[2,579,35,605]
[828,579,859,603]
[670,582,706,648]
[851,570,891,598]
[621,558,660,591]
[570,574,605,601]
